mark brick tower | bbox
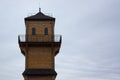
[18,9,62,80]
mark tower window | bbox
[32,28,36,35]
[44,28,48,35]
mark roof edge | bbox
[25,11,55,21]
[22,69,57,76]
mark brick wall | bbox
[26,47,54,69]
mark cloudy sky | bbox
[0,0,120,80]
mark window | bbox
[44,28,48,35]
[32,28,36,35]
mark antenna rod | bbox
[39,8,41,12]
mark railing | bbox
[18,35,62,42]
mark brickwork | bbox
[26,47,54,69]
[25,21,54,35]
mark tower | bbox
[18,10,62,80]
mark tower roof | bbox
[25,11,55,21]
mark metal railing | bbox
[18,34,62,42]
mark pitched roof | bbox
[25,11,55,21]
[23,69,57,76]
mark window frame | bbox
[44,28,48,35]
[32,28,36,35]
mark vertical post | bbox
[39,8,41,12]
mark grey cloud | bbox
[0,0,120,80]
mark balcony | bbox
[18,35,62,43]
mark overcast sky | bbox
[0,0,120,80]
